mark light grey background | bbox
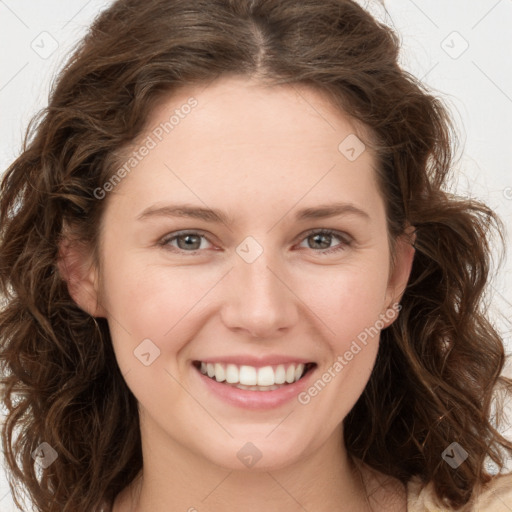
[1,1,511,510]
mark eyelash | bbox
[158,229,352,256]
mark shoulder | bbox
[407,471,512,511]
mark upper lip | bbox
[193,355,315,368]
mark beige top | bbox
[406,472,512,511]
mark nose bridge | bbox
[241,252,283,305]
[221,237,297,337]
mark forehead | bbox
[144,75,368,153]
[106,75,383,224]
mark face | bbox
[67,75,414,472]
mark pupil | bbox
[180,235,199,250]
[312,233,330,249]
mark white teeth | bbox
[198,361,310,387]
[225,364,239,384]
[274,365,286,385]
[214,363,226,382]
[294,364,305,382]
[285,365,296,383]
[239,365,257,385]
[257,366,275,386]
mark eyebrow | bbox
[136,201,370,224]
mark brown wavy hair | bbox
[1,0,511,510]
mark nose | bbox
[220,249,299,339]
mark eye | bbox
[158,228,352,255]
[158,230,213,253]
[297,229,352,255]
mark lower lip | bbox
[194,364,316,410]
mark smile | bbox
[193,361,316,391]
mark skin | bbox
[59,75,414,511]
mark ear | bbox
[57,236,107,318]
[381,226,416,328]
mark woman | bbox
[1,1,511,511]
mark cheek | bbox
[99,259,205,409]
[100,256,217,362]
[297,259,390,344]
[293,263,389,423]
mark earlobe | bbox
[382,228,416,327]
[57,237,106,318]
